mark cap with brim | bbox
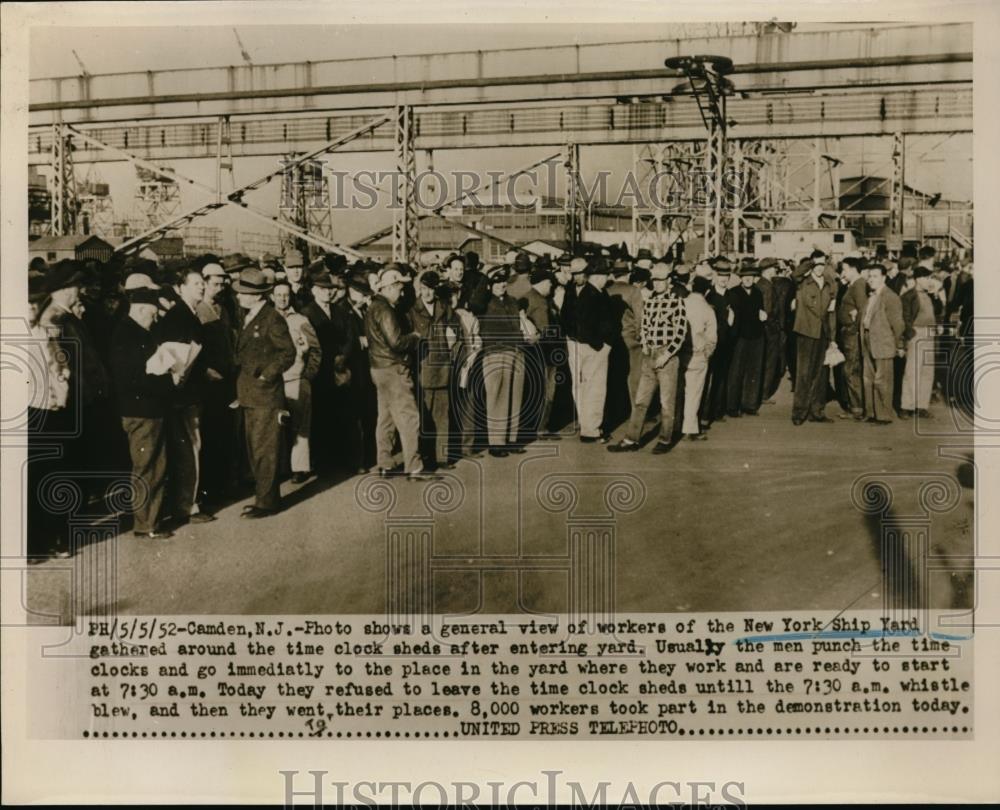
[569,257,588,274]
[513,253,533,273]
[29,274,48,302]
[223,255,254,274]
[739,265,760,276]
[233,268,273,294]
[375,267,406,291]
[128,288,161,307]
[283,249,304,268]
[650,263,671,281]
[913,266,932,279]
[45,261,85,294]
[417,270,441,289]
[311,270,344,289]
[159,285,180,303]
[758,257,778,271]
[585,259,609,277]
[897,257,916,270]
[488,267,510,283]
[201,263,226,278]
[123,272,159,291]
[630,267,651,284]
[346,273,373,296]
[530,268,555,286]
[673,263,692,276]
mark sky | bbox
[28,23,972,251]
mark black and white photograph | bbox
[2,0,997,804]
[15,16,976,618]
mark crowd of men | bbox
[25,241,974,557]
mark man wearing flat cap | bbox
[725,263,767,418]
[109,286,176,540]
[790,254,838,425]
[408,270,458,469]
[196,261,239,506]
[365,265,432,479]
[155,263,219,526]
[283,249,313,311]
[575,258,616,443]
[233,268,296,517]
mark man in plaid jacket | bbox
[608,263,689,455]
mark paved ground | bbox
[23,380,974,623]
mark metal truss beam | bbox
[49,123,77,235]
[30,87,973,165]
[29,22,971,121]
[106,118,390,256]
[392,105,419,264]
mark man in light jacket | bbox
[861,264,906,424]
[681,275,718,441]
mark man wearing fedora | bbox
[109,286,177,540]
[607,258,645,423]
[365,265,433,479]
[302,270,352,476]
[408,270,458,469]
[725,263,767,418]
[608,262,688,454]
[861,263,906,424]
[756,257,783,403]
[232,267,296,517]
[574,257,616,443]
[791,253,838,425]
[558,256,588,425]
[521,265,562,440]
[340,269,377,473]
[272,279,322,483]
[28,261,86,559]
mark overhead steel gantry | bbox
[31,22,972,261]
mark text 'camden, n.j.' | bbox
[57,612,973,740]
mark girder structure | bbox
[28,23,970,124]
[49,123,78,236]
[29,24,971,258]
[277,153,334,259]
[28,86,973,166]
[563,143,583,253]
[134,167,182,231]
[631,142,664,255]
[890,131,906,246]
[76,169,115,239]
[99,116,390,256]
[392,105,419,264]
